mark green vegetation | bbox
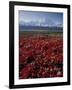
[19,30,63,37]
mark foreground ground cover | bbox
[19,35,63,79]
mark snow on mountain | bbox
[19,18,62,28]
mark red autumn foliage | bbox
[19,35,63,79]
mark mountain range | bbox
[19,18,63,28]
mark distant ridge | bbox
[19,25,63,32]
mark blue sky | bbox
[19,10,63,27]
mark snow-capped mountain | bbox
[19,18,63,28]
